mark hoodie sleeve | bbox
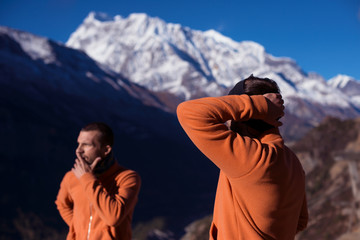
[176,94,272,178]
[55,172,74,226]
[297,194,309,232]
[79,170,141,227]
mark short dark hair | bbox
[228,75,281,132]
[228,74,280,96]
[81,122,114,146]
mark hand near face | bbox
[263,93,285,127]
[72,156,102,179]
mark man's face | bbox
[76,130,107,165]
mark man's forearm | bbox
[55,175,74,226]
[176,95,272,178]
[79,171,140,226]
[55,200,73,226]
[177,95,269,127]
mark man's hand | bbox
[263,93,285,127]
[72,156,101,179]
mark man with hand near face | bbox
[177,75,308,240]
[56,122,141,240]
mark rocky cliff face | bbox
[293,117,360,240]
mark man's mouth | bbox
[80,155,90,163]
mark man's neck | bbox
[93,151,115,176]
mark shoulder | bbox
[62,170,76,182]
[59,171,78,190]
[113,165,141,184]
[118,168,140,179]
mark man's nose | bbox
[76,145,83,153]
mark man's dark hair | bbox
[228,74,280,96]
[81,122,114,146]
[228,74,281,132]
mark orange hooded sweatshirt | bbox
[55,162,141,240]
[177,95,308,240]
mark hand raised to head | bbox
[263,93,285,127]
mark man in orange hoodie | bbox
[177,75,308,239]
[55,122,141,240]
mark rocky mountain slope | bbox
[293,117,360,240]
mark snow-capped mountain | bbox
[66,12,360,130]
[67,11,301,100]
[329,74,360,107]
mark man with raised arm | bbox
[177,75,308,240]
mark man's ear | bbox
[103,145,112,156]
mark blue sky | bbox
[1,0,360,80]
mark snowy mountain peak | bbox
[328,74,356,89]
[128,12,152,22]
[66,12,283,97]
[203,29,240,46]
[66,12,360,130]
[85,11,114,23]
[328,74,360,108]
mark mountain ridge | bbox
[65,12,360,140]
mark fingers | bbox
[72,158,82,178]
[73,158,82,171]
[263,93,285,127]
[270,93,284,106]
[77,157,86,166]
[72,157,91,179]
[264,93,284,110]
[76,152,85,163]
[268,118,283,128]
[73,156,101,175]
[73,157,87,171]
[90,157,102,170]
